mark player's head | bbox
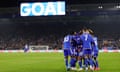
[79,30,83,35]
[63,32,70,37]
[82,28,89,34]
[88,28,94,35]
[74,32,77,35]
[72,31,77,35]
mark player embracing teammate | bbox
[63,28,100,71]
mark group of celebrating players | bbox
[63,28,100,71]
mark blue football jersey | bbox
[63,35,71,49]
[71,35,78,47]
[80,33,94,49]
[25,44,29,49]
[76,35,81,45]
[24,44,29,52]
[93,37,99,51]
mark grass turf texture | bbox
[0,52,119,72]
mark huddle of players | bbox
[63,28,100,71]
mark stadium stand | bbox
[0,23,119,50]
[0,3,120,50]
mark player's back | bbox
[71,34,78,47]
[63,35,71,49]
[80,33,94,49]
[76,35,82,45]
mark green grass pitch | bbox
[0,52,120,72]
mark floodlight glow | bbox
[98,6,103,9]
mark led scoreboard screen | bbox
[20,1,65,16]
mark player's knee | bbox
[78,56,82,60]
[84,55,88,59]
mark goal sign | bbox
[20,1,65,16]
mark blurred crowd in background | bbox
[0,23,120,50]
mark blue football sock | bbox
[70,58,76,67]
[78,60,82,68]
[95,60,99,68]
[84,58,88,68]
[92,59,96,67]
[73,58,77,67]
[83,59,85,66]
[70,58,74,67]
[64,59,68,68]
[89,58,94,67]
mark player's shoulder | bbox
[80,34,84,38]
[87,34,93,38]
[65,34,70,37]
[71,35,76,39]
[88,33,92,36]
[80,33,84,36]
[94,36,97,38]
[93,36,98,40]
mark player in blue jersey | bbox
[76,32,84,71]
[88,29,100,70]
[63,34,72,71]
[92,36,100,70]
[69,32,78,70]
[24,44,29,53]
[80,29,94,70]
